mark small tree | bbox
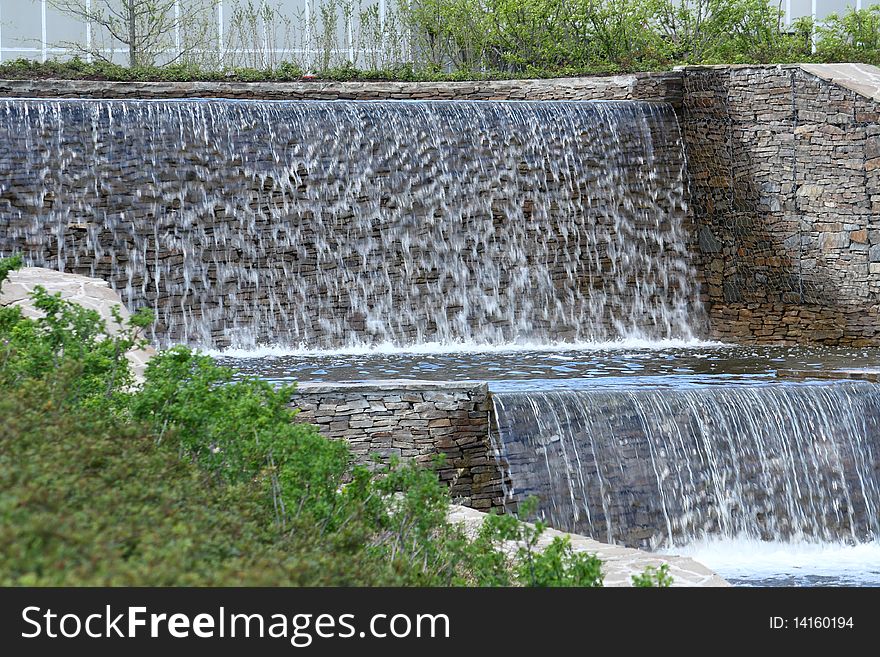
[50,0,218,68]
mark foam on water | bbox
[671,538,880,586]
[205,337,724,359]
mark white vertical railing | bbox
[217,0,224,64]
[41,0,47,62]
[305,0,311,62]
[85,0,92,62]
[8,0,845,66]
[811,0,818,51]
[174,0,182,59]
[262,0,269,66]
[347,12,353,62]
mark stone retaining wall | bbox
[7,66,880,345]
[681,64,880,345]
[0,72,683,104]
[290,381,505,511]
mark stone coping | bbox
[293,379,488,394]
[448,505,729,587]
[800,63,880,102]
[6,64,880,104]
[0,72,680,101]
[676,63,802,71]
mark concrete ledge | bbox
[800,63,880,103]
[679,62,880,104]
[448,505,729,587]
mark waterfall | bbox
[490,382,880,549]
[0,98,702,348]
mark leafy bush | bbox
[0,377,347,586]
[6,1,880,81]
[0,255,617,587]
[464,499,604,586]
[0,255,151,405]
[632,563,674,587]
[402,0,814,72]
[816,7,880,65]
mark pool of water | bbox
[671,539,880,587]
[215,340,880,587]
[214,341,880,391]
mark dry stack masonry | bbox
[290,381,502,512]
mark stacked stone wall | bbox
[290,381,506,511]
[682,64,880,344]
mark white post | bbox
[262,0,270,67]
[86,0,93,62]
[379,0,386,29]
[41,0,47,62]
[174,0,181,59]
[218,0,224,63]
[785,0,791,27]
[347,8,353,64]
[305,0,312,61]
[0,1,4,64]
[811,0,817,52]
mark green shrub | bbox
[465,500,605,587]
[1,377,315,586]
[816,7,880,65]
[632,563,674,587]
[0,255,617,587]
[7,0,878,81]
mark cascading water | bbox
[0,98,702,348]
[6,93,876,585]
[490,382,880,550]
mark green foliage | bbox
[465,499,604,587]
[131,348,352,531]
[401,0,816,72]
[816,7,880,65]
[632,563,674,587]
[8,0,880,81]
[0,254,22,291]
[1,376,313,585]
[0,255,621,587]
[403,0,667,72]
[0,285,148,403]
[0,57,305,83]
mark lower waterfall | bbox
[490,381,880,549]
